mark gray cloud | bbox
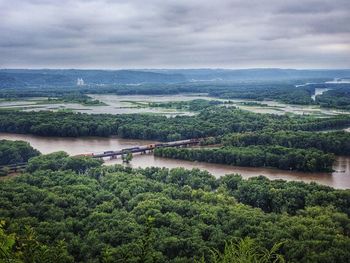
[0,0,349,68]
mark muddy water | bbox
[0,133,157,156]
[1,132,349,189]
[107,154,350,189]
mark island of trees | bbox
[1,107,350,140]
[154,145,335,172]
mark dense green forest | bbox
[0,107,274,139]
[1,108,350,140]
[154,146,335,172]
[0,153,350,262]
[222,130,350,155]
[316,87,350,110]
[207,83,315,105]
[0,140,40,166]
[46,93,106,106]
[149,99,224,111]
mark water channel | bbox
[1,133,349,189]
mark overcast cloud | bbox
[0,0,349,69]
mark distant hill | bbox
[150,68,350,81]
[0,68,350,88]
[0,69,186,87]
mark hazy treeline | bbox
[1,76,350,108]
[316,86,350,110]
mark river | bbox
[311,88,330,101]
[1,132,349,189]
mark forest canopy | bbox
[0,139,40,166]
[1,108,350,140]
[0,153,349,262]
[154,145,335,172]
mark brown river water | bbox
[1,132,349,189]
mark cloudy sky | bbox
[0,0,349,69]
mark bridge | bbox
[77,138,201,159]
[0,138,201,173]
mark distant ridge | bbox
[0,68,350,87]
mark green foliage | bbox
[223,130,350,155]
[122,151,133,163]
[0,157,350,262]
[1,107,350,140]
[0,221,73,263]
[209,83,314,105]
[316,87,350,110]
[26,151,103,173]
[47,93,106,106]
[0,220,18,262]
[196,237,285,263]
[220,174,350,215]
[0,140,40,166]
[155,145,335,172]
[149,99,223,111]
[0,107,272,139]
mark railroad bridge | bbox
[0,139,201,173]
[79,138,201,159]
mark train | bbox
[75,138,202,158]
[146,139,200,150]
[122,147,140,152]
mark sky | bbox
[0,0,349,69]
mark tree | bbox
[0,221,73,263]
[1,153,350,262]
[196,237,285,263]
[0,140,40,166]
[122,151,133,163]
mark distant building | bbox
[77,78,85,86]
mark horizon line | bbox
[1,67,350,71]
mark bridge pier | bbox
[110,155,117,160]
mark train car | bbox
[147,144,156,149]
[103,151,114,154]
[122,147,140,152]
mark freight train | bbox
[74,138,201,158]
